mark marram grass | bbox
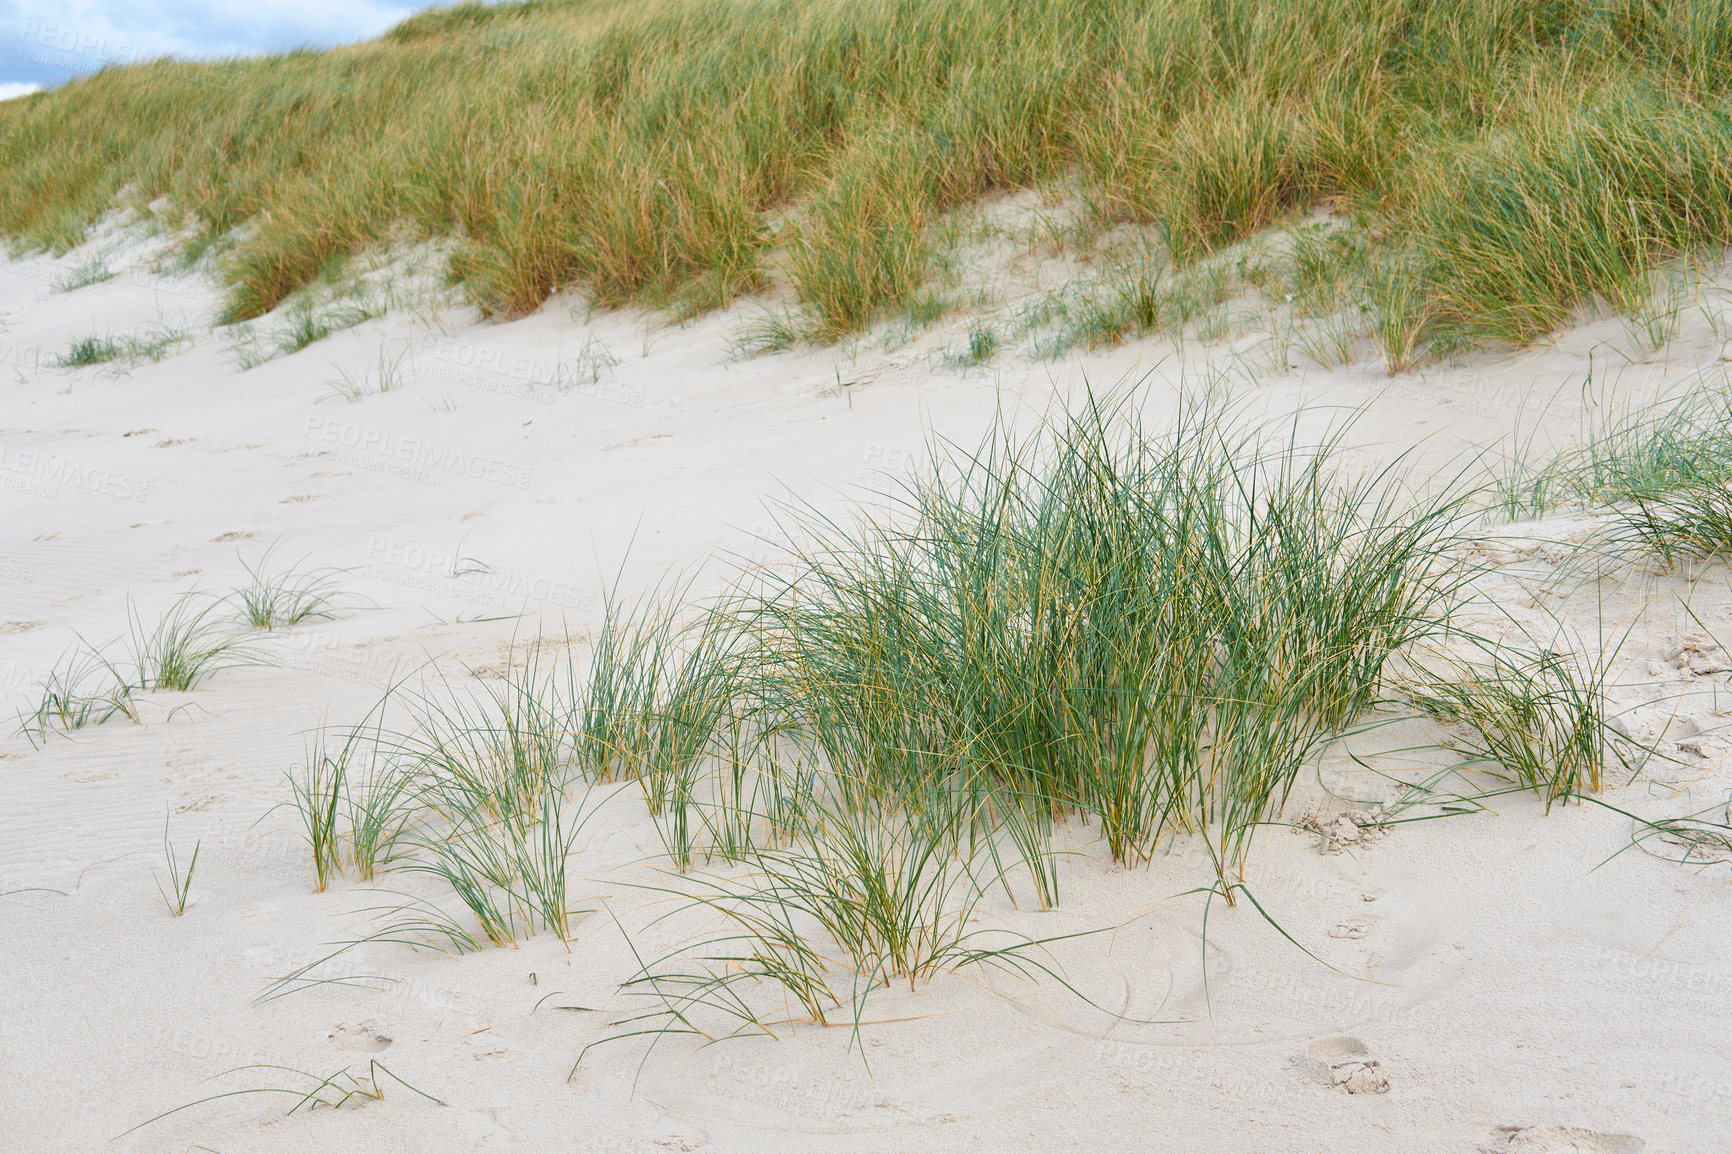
[3,0,1732,357]
[246,390,1657,1052]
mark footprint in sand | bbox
[1482,1125,1643,1153]
[328,1021,392,1052]
[1299,1035,1390,1095]
[1329,917,1374,940]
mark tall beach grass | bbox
[2,0,1730,358]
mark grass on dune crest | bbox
[3,0,1732,360]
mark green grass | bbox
[231,387,1687,1058]
[15,646,137,745]
[1407,640,1613,809]
[4,0,1732,358]
[585,802,1075,1055]
[127,593,250,691]
[53,324,191,369]
[118,1060,444,1138]
[728,309,801,358]
[52,254,113,292]
[54,335,124,367]
[944,322,999,368]
[1485,373,1732,528]
[1611,483,1732,562]
[260,390,1479,935]
[16,591,256,744]
[553,393,1476,891]
[319,344,407,404]
[275,297,380,356]
[151,814,200,917]
[231,549,349,627]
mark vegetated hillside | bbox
[3,0,1731,358]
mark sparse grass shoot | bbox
[728,310,801,359]
[52,254,113,292]
[117,1060,444,1138]
[319,342,407,403]
[151,813,200,917]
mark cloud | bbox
[0,81,40,100]
[4,0,420,86]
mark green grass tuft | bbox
[53,324,191,369]
[231,549,349,628]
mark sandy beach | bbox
[1,216,1728,1154]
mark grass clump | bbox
[53,324,191,369]
[277,648,597,941]
[127,593,250,692]
[588,801,1069,1054]
[16,591,254,743]
[15,647,137,746]
[560,390,1486,1052]
[285,696,416,890]
[3,0,1731,353]
[944,322,999,368]
[1611,484,1732,563]
[558,393,1475,896]
[1407,641,1615,809]
[231,550,349,628]
[55,335,123,367]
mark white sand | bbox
[1,230,1728,1154]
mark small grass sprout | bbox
[945,322,999,368]
[289,728,350,892]
[52,254,113,292]
[728,310,801,358]
[54,334,122,367]
[554,335,621,388]
[319,342,407,403]
[151,812,200,917]
[268,295,382,358]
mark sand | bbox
[1,225,1728,1154]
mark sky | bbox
[1,0,425,95]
